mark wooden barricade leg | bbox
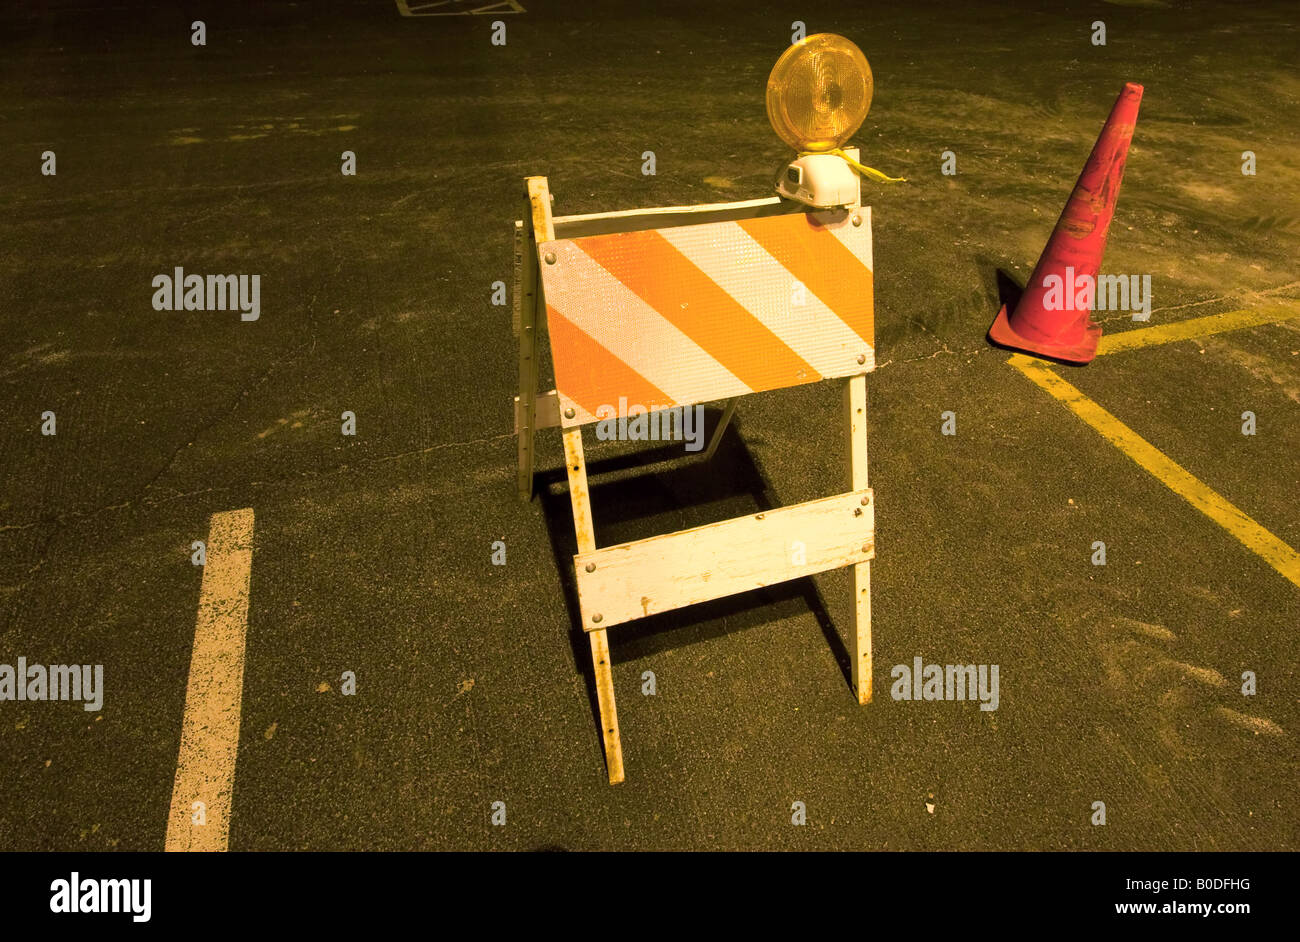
[525,174,624,782]
[514,217,535,500]
[700,397,738,461]
[845,375,872,704]
[563,426,626,783]
[516,177,552,501]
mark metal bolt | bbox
[544,251,556,264]
[585,562,596,573]
[860,495,870,505]
[856,353,866,365]
[861,543,871,553]
[854,507,862,517]
[591,613,603,624]
[852,214,862,227]
[564,407,575,419]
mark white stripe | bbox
[823,205,874,270]
[657,220,872,378]
[546,241,751,406]
[558,398,599,427]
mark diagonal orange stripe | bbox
[546,305,673,419]
[737,215,874,345]
[576,229,821,392]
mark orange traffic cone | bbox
[988,82,1144,364]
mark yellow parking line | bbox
[166,508,255,852]
[1097,303,1300,355]
[1009,355,1300,589]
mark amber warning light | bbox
[767,33,901,208]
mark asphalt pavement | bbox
[0,0,1296,850]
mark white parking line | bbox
[396,0,525,17]
[165,508,255,852]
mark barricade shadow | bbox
[535,405,855,738]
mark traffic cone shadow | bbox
[995,268,1024,314]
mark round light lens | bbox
[766,33,873,152]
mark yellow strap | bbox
[801,148,907,184]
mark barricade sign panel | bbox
[538,211,874,427]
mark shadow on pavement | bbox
[534,406,854,745]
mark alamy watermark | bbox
[152,267,260,321]
[594,398,705,452]
[50,872,150,922]
[890,657,999,711]
[1041,266,1152,321]
[0,657,103,711]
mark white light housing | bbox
[775,153,859,209]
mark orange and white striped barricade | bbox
[513,165,875,784]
